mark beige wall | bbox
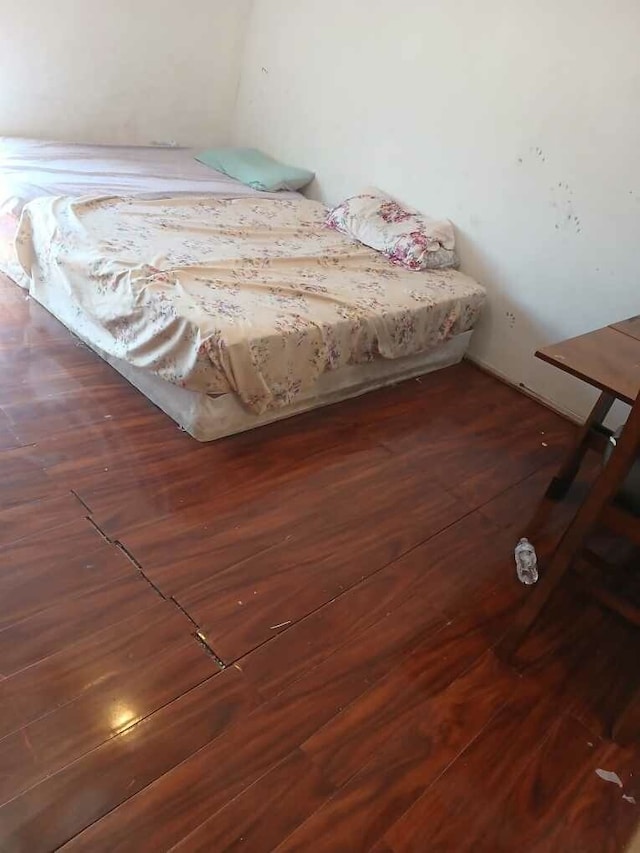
[234,0,640,420]
[0,0,250,146]
[3,0,638,419]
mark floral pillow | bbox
[326,187,458,271]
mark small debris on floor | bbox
[541,442,549,447]
[270,621,292,630]
[622,794,637,805]
[595,769,623,788]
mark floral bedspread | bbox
[16,195,486,413]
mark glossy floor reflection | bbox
[0,273,638,852]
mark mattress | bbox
[16,194,486,415]
[0,137,294,288]
[0,137,294,216]
[1,138,484,439]
[18,264,473,440]
[0,210,25,287]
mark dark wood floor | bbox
[0,273,638,852]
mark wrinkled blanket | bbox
[16,195,485,412]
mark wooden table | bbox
[535,317,640,502]
[501,317,640,741]
[537,317,640,406]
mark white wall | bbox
[234,0,640,420]
[0,0,250,146]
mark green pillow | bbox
[195,147,314,192]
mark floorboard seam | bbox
[83,516,168,601]
[70,488,93,514]
[169,596,227,669]
[192,630,227,670]
[232,496,518,671]
[114,540,168,601]
[224,511,482,670]
[381,697,555,847]
[22,666,224,846]
[443,458,568,534]
[286,683,515,849]
[84,514,112,543]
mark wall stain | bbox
[520,151,583,234]
[550,180,581,234]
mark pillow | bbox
[194,147,314,192]
[326,187,458,271]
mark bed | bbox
[1,138,486,441]
[0,137,293,287]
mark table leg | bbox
[514,391,615,550]
[498,395,640,662]
[545,391,614,500]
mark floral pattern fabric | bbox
[326,187,458,271]
[16,195,485,413]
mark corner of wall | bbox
[229,0,257,144]
[465,353,582,424]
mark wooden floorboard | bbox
[172,469,464,662]
[381,680,564,852]
[0,636,217,805]
[279,653,521,852]
[299,596,518,791]
[0,273,638,851]
[59,598,449,851]
[0,572,161,677]
[0,518,137,631]
[0,669,259,851]
[0,491,87,547]
[235,513,515,704]
[0,445,60,511]
[110,442,393,595]
[0,599,193,739]
[168,749,336,852]
[0,412,25,451]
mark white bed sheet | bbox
[0,137,294,215]
[0,136,296,287]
